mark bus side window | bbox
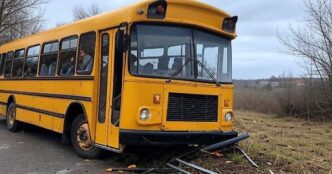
[4,52,14,77]
[40,42,59,76]
[0,54,4,76]
[24,45,40,77]
[59,36,77,76]
[98,33,109,123]
[77,32,96,75]
[12,49,25,77]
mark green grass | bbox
[229,153,246,165]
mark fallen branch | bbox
[234,146,259,168]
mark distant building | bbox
[295,79,305,87]
[259,81,269,87]
[271,82,280,87]
[258,81,280,88]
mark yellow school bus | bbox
[0,0,238,158]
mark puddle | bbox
[0,144,12,150]
[55,169,71,174]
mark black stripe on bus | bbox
[0,90,92,102]
[0,101,7,106]
[0,76,94,81]
[16,104,65,119]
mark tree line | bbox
[280,0,332,120]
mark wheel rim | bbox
[8,107,15,126]
[76,123,93,151]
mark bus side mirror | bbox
[116,30,129,53]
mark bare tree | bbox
[279,0,332,119]
[72,2,100,21]
[0,0,46,44]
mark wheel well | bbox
[62,102,87,144]
[7,95,16,111]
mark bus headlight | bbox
[140,109,151,121]
[225,112,233,122]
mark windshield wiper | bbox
[166,58,193,83]
[167,58,221,86]
[195,59,221,86]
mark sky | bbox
[44,0,307,79]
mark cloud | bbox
[202,0,306,79]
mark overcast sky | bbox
[44,0,306,79]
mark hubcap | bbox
[8,108,15,126]
[76,123,92,151]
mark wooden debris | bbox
[127,165,137,169]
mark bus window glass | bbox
[98,33,109,123]
[40,42,59,76]
[77,32,96,75]
[167,45,186,72]
[141,48,164,57]
[59,37,77,76]
[0,54,4,76]
[27,46,40,57]
[194,30,232,82]
[24,45,40,77]
[51,43,59,52]
[130,24,232,83]
[61,40,70,50]
[15,49,25,58]
[12,49,25,77]
[130,24,192,78]
[4,52,14,77]
[222,47,228,74]
[43,44,52,53]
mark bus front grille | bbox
[167,93,218,122]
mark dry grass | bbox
[193,111,332,173]
[236,111,332,173]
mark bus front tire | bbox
[6,103,20,132]
[70,114,103,159]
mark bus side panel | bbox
[52,99,93,135]
[40,114,53,131]
[53,99,73,133]
[0,105,5,116]
[16,109,54,131]
[53,117,64,133]
[16,108,40,126]
[0,92,9,116]
[53,80,95,137]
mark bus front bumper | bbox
[119,130,238,145]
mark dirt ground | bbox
[193,111,332,174]
[1,112,331,174]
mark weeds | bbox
[228,153,245,165]
[312,146,325,156]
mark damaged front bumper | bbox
[119,130,241,146]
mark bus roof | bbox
[0,0,235,51]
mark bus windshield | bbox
[130,24,232,83]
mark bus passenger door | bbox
[95,30,120,150]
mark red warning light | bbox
[156,5,165,14]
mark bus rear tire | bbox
[70,114,103,159]
[6,103,20,132]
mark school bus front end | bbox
[117,0,239,146]
[120,81,237,145]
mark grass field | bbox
[194,111,332,174]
